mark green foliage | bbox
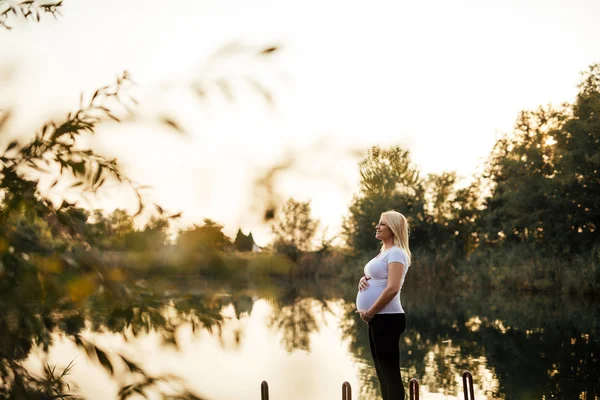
[482,105,570,249]
[0,73,139,283]
[422,172,483,258]
[245,252,294,277]
[343,145,483,265]
[482,64,600,256]
[0,74,209,398]
[342,145,427,254]
[271,198,319,261]
[122,215,170,251]
[78,209,135,250]
[357,146,420,197]
[555,64,600,252]
[425,171,458,224]
[178,219,232,253]
[462,244,600,294]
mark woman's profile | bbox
[355,210,411,400]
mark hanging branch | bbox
[0,71,148,232]
[0,0,63,30]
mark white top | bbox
[355,246,410,314]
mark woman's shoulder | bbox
[389,245,405,254]
[387,246,409,266]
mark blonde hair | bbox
[380,210,411,265]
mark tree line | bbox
[341,65,600,294]
[3,65,598,292]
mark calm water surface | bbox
[23,278,600,399]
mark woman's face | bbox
[375,218,393,241]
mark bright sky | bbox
[1,0,599,244]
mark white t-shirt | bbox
[355,246,410,314]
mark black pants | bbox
[368,313,406,400]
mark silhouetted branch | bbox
[0,0,63,30]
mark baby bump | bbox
[355,279,387,311]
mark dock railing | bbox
[260,370,476,399]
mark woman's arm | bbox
[365,261,406,317]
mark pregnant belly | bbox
[355,280,387,311]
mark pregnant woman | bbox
[355,210,411,400]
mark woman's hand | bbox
[358,275,371,291]
[356,310,374,324]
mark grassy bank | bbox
[403,245,600,296]
[92,244,600,296]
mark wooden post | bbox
[462,371,475,400]
[409,378,419,400]
[342,381,352,400]
[261,380,269,400]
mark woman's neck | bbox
[382,240,394,250]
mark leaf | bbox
[118,384,133,398]
[243,76,274,107]
[93,164,103,186]
[95,346,114,375]
[74,335,95,359]
[0,110,10,132]
[259,45,279,55]
[106,112,121,122]
[71,161,85,175]
[160,117,184,134]
[5,140,18,152]
[74,335,85,348]
[192,84,206,98]
[216,80,234,102]
[119,355,144,374]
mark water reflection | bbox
[11,277,600,399]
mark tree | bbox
[425,172,458,224]
[481,105,569,250]
[121,215,170,251]
[178,219,232,253]
[342,146,427,254]
[553,64,600,252]
[449,179,484,256]
[357,146,420,197]
[480,65,600,255]
[271,198,319,261]
[422,172,484,257]
[105,208,135,237]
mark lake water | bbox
[20,278,600,399]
